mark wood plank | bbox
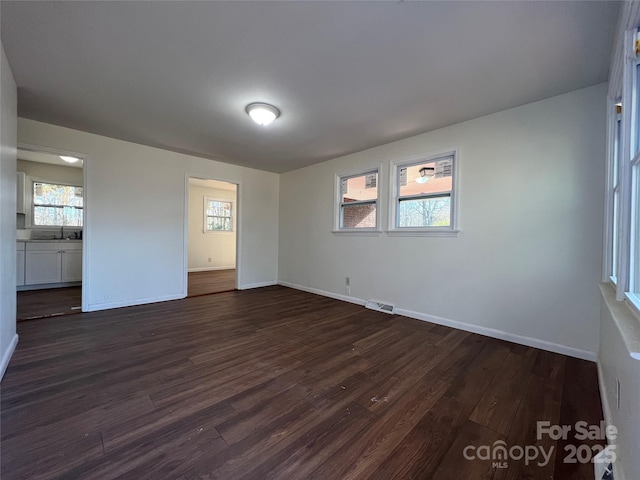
[0,286,604,480]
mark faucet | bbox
[60,226,64,240]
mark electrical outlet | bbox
[208,257,212,262]
[346,286,351,296]
[616,378,621,411]
[345,277,350,286]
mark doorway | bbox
[16,146,85,320]
[186,177,238,296]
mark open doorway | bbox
[187,177,237,297]
[16,146,85,320]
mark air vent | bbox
[365,300,395,314]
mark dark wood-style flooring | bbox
[1,286,603,479]
[17,286,82,321]
[188,269,236,297]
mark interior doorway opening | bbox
[16,145,86,321]
[186,177,238,297]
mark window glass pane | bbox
[632,165,640,291]
[33,182,83,226]
[399,159,452,197]
[398,196,451,227]
[33,183,83,207]
[614,117,621,186]
[341,203,376,229]
[341,173,378,203]
[613,190,619,279]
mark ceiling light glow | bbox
[246,103,280,126]
[60,155,80,164]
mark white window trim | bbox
[606,27,640,306]
[387,149,460,237]
[333,166,382,234]
[204,197,234,233]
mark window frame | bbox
[387,150,460,237]
[333,167,381,234]
[605,27,640,317]
[31,180,83,228]
[203,197,234,233]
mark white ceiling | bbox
[1,1,620,173]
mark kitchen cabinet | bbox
[16,242,25,286]
[25,242,82,285]
[16,172,26,215]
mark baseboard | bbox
[18,281,81,291]
[238,281,278,290]
[278,281,366,306]
[278,282,596,361]
[395,307,597,361]
[188,266,236,272]
[86,293,186,312]
[0,334,19,381]
[597,361,626,480]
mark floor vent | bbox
[365,300,396,314]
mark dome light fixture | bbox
[246,102,280,126]
[60,155,80,164]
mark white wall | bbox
[0,41,18,380]
[17,159,83,186]
[598,285,640,480]
[18,119,279,311]
[279,84,607,358]
[188,183,236,270]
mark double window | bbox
[334,150,459,235]
[32,181,83,227]
[606,28,640,312]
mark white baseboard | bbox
[238,281,277,290]
[188,266,236,272]
[395,306,597,361]
[0,334,19,381]
[86,293,186,312]
[278,282,596,361]
[278,281,366,306]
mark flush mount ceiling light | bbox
[415,166,435,184]
[246,103,280,126]
[59,155,80,164]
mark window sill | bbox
[386,228,460,237]
[600,283,640,360]
[332,229,382,236]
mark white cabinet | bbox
[61,250,82,282]
[16,242,25,286]
[25,242,82,285]
[16,172,26,215]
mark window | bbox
[389,152,458,235]
[32,182,83,226]
[204,198,233,232]
[605,27,640,313]
[335,170,379,231]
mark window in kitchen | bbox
[32,182,83,227]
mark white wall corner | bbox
[0,334,18,381]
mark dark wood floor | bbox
[17,286,82,321]
[188,269,236,297]
[1,286,603,479]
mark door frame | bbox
[183,174,240,296]
[17,142,89,312]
